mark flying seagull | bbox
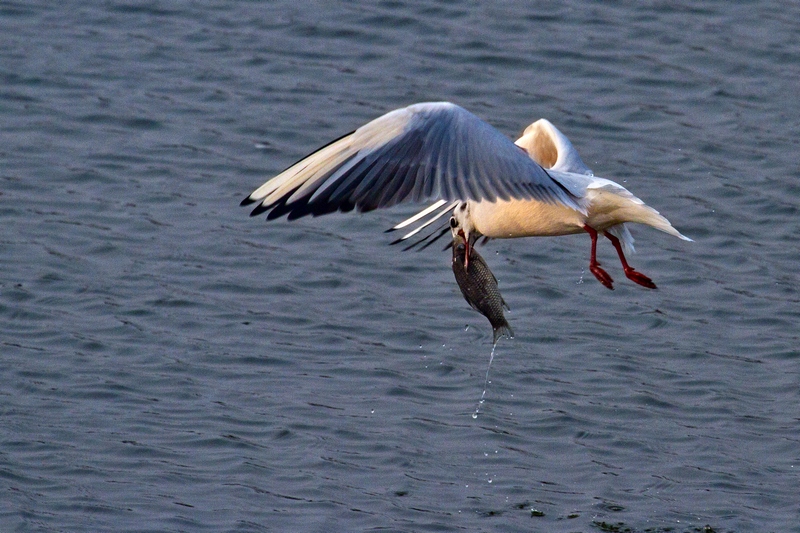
[242,102,691,289]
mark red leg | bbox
[603,231,657,289]
[583,225,614,290]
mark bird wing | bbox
[513,117,597,199]
[242,102,583,220]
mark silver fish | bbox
[452,232,514,344]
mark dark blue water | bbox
[2,1,799,531]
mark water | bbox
[2,1,800,531]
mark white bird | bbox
[242,102,691,289]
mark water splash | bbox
[472,342,498,419]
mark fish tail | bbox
[492,322,514,345]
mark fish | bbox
[451,232,514,344]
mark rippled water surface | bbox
[3,1,800,531]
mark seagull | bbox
[242,102,691,289]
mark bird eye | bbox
[449,217,457,229]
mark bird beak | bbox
[458,229,470,270]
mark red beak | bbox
[458,229,470,270]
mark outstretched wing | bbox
[242,102,583,220]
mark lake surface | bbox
[2,1,799,531]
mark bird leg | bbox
[603,231,657,289]
[583,225,614,290]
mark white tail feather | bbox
[633,204,693,242]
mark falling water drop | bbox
[473,343,498,419]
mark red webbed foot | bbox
[590,262,615,290]
[623,267,657,289]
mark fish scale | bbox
[451,233,513,344]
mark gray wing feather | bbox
[243,102,584,219]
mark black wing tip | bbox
[416,226,450,250]
[393,224,449,251]
[240,196,257,207]
[258,198,356,221]
[248,202,270,217]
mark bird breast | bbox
[469,198,586,238]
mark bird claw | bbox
[624,268,657,289]
[589,263,614,290]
